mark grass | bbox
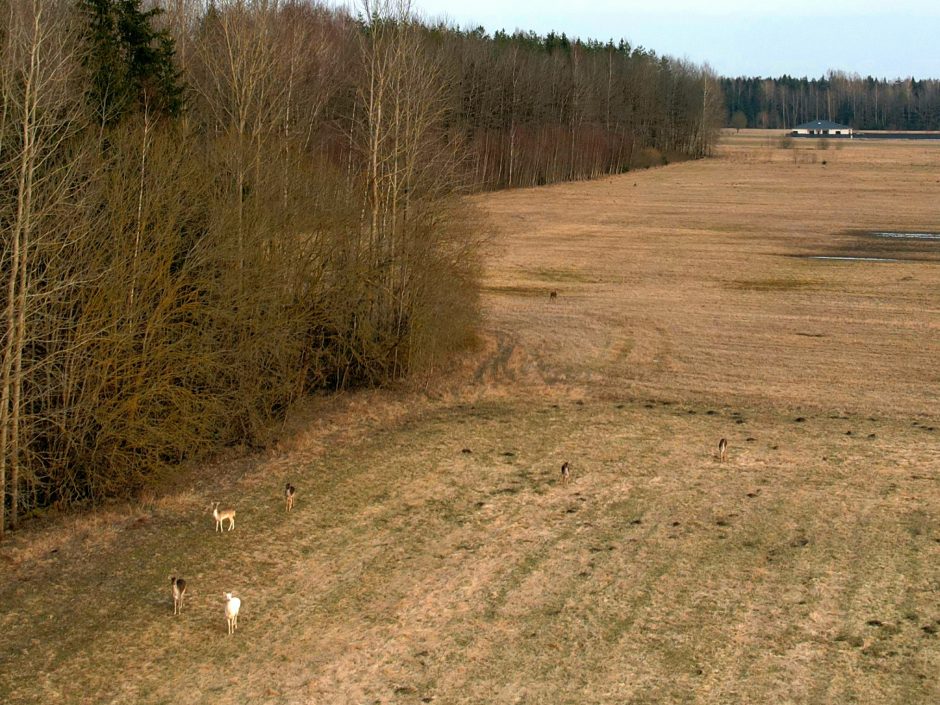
[2,131,940,704]
[727,277,823,291]
[482,284,552,297]
[525,266,602,283]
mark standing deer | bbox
[561,461,571,486]
[285,483,296,513]
[224,592,241,634]
[718,438,728,462]
[170,576,186,615]
[212,502,236,532]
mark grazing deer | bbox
[718,438,728,462]
[285,483,296,513]
[549,290,558,301]
[224,592,241,635]
[170,576,186,615]
[212,502,236,532]
[561,461,571,486]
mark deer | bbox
[718,438,728,462]
[549,290,558,301]
[212,501,236,532]
[285,483,296,513]
[561,461,571,486]
[224,592,241,634]
[170,576,186,615]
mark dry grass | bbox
[2,131,940,704]
[477,130,940,414]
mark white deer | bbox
[224,592,241,635]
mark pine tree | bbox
[79,0,184,124]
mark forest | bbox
[723,72,940,131]
[0,0,722,531]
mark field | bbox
[2,131,940,704]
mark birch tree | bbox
[0,0,84,532]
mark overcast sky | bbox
[408,0,940,79]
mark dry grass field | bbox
[2,131,939,704]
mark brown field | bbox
[2,131,940,704]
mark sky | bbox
[409,0,940,79]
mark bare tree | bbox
[0,0,85,532]
[193,0,289,278]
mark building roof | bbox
[794,119,851,130]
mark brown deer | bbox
[718,438,728,462]
[170,576,187,615]
[212,502,236,532]
[561,461,571,486]
[285,483,296,513]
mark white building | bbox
[791,120,853,137]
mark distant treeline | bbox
[722,73,940,131]
[0,0,720,530]
[443,28,724,186]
